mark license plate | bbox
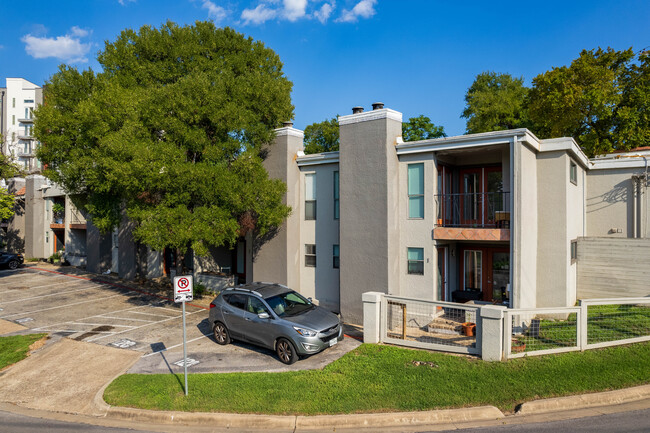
[329,338,338,347]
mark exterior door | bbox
[460,246,509,302]
[234,239,246,284]
[437,247,448,301]
[459,168,482,226]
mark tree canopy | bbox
[303,117,339,154]
[302,114,446,155]
[401,115,446,141]
[461,72,531,134]
[0,151,24,220]
[462,48,649,157]
[35,21,294,259]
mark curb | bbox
[516,384,650,415]
[104,405,505,429]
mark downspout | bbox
[0,89,4,155]
[632,176,637,238]
[639,155,648,238]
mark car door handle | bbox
[223,310,230,315]
[245,317,252,321]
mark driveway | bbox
[0,266,361,374]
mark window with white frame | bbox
[333,244,339,269]
[571,239,577,263]
[570,161,578,185]
[408,163,424,218]
[333,171,339,220]
[305,173,316,220]
[305,244,316,267]
[407,247,424,275]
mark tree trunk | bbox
[175,247,185,276]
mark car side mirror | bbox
[258,312,270,319]
[308,297,313,303]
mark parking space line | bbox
[98,316,156,323]
[129,311,181,318]
[141,334,211,357]
[0,285,104,304]
[0,294,124,319]
[32,305,152,331]
[69,322,135,328]
[86,309,207,342]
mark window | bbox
[24,99,34,104]
[570,161,578,185]
[407,247,424,275]
[12,98,15,108]
[571,240,577,263]
[247,297,269,315]
[333,171,339,219]
[305,244,316,267]
[333,244,340,269]
[12,115,15,125]
[223,293,247,310]
[408,163,424,218]
[305,173,316,220]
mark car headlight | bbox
[293,326,317,337]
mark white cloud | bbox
[336,0,376,23]
[241,4,278,25]
[314,2,335,24]
[202,0,228,22]
[282,0,307,21]
[118,0,136,5]
[22,27,92,63]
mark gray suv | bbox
[208,282,343,364]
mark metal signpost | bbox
[173,275,193,396]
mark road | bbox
[1,407,649,433]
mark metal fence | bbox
[434,192,510,228]
[505,298,650,359]
[382,294,480,355]
[504,307,581,358]
[580,298,650,349]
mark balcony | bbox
[69,208,87,230]
[18,117,34,124]
[434,192,510,241]
[18,134,35,140]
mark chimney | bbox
[372,102,384,110]
[282,121,293,128]
[352,106,364,114]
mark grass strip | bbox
[104,342,650,414]
[0,334,47,370]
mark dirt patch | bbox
[74,325,114,341]
[28,335,48,352]
[0,319,27,335]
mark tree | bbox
[402,115,446,141]
[527,47,636,156]
[0,152,24,220]
[303,114,445,155]
[35,21,294,271]
[614,49,650,150]
[303,117,339,154]
[461,72,531,134]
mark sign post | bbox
[173,275,193,396]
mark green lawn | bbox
[104,342,650,415]
[0,334,47,370]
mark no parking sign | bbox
[173,276,193,303]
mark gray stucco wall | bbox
[339,109,402,324]
[586,167,649,238]
[24,175,48,258]
[253,128,303,292]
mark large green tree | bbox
[527,47,636,156]
[0,150,23,220]
[303,117,339,154]
[461,72,531,134]
[35,21,294,268]
[401,115,446,141]
[303,114,445,154]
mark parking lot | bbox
[0,267,360,374]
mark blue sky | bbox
[1,0,648,136]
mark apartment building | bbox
[15,103,649,325]
[0,78,43,172]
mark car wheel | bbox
[276,338,298,365]
[8,260,18,270]
[213,322,231,345]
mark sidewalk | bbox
[0,333,648,431]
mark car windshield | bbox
[264,291,313,317]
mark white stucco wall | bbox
[515,140,538,309]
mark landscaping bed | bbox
[104,342,650,415]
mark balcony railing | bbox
[435,192,510,228]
